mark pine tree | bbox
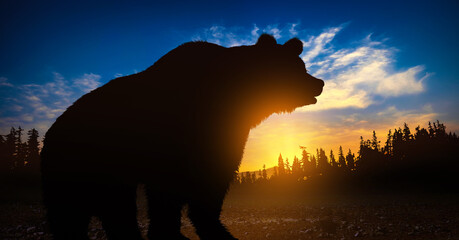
[371,130,380,151]
[15,126,27,170]
[300,147,310,174]
[4,127,17,171]
[292,156,301,177]
[278,153,285,175]
[346,149,355,170]
[428,121,436,138]
[251,172,256,183]
[383,129,392,156]
[285,158,291,175]
[392,128,404,162]
[435,120,447,138]
[330,149,336,167]
[403,123,412,142]
[317,148,328,171]
[338,145,346,168]
[262,164,267,179]
[0,135,7,173]
[240,172,246,184]
[310,155,317,170]
[26,128,40,172]
[245,172,252,184]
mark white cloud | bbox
[288,23,299,37]
[25,95,41,102]
[193,25,257,47]
[73,73,102,92]
[263,25,282,39]
[0,77,13,87]
[209,26,224,39]
[49,72,73,97]
[0,72,102,135]
[193,23,301,47]
[375,66,427,96]
[21,114,34,122]
[251,24,260,37]
[301,27,342,63]
[300,32,427,111]
[11,105,23,112]
[373,105,438,128]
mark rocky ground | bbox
[1,189,458,240]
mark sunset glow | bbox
[240,107,438,171]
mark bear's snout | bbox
[309,75,324,97]
[316,78,324,96]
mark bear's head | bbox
[230,34,324,124]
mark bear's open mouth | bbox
[310,86,323,103]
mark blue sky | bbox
[1,0,458,170]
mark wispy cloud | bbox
[192,25,255,47]
[194,23,428,113]
[0,77,14,87]
[301,26,342,63]
[73,73,102,92]
[0,73,101,135]
[263,24,282,39]
[300,31,427,111]
[288,23,299,37]
[192,23,297,47]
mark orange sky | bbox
[239,103,442,172]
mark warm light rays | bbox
[239,105,440,172]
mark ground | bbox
[1,185,458,240]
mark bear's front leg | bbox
[145,186,190,240]
[187,182,238,240]
[97,183,143,240]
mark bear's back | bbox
[43,41,231,165]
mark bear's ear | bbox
[256,34,277,47]
[283,38,303,56]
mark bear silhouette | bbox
[41,34,324,240]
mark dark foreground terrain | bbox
[1,184,458,240]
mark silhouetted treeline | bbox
[2,121,458,193]
[235,121,459,193]
[0,127,41,175]
[356,121,459,191]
